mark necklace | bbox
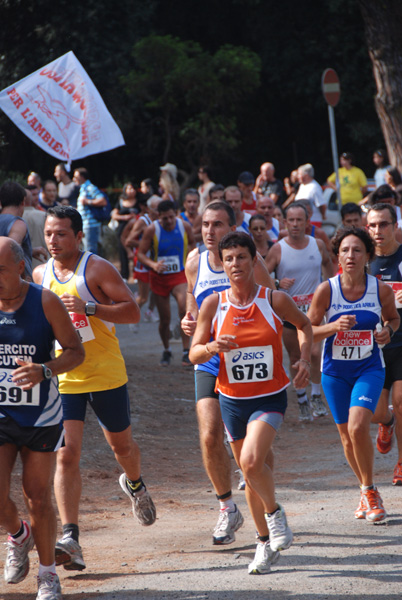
[229,285,257,307]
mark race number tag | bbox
[55,312,95,350]
[292,293,314,314]
[0,369,40,406]
[225,346,273,384]
[161,255,180,274]
[332,330,373,361]
[388,282,402,309]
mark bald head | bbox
[0,237,24,264]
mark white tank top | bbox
[276,237,322,297]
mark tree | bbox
[122,35,261,177]
[358,0,402,171]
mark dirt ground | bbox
[2,310,402,600]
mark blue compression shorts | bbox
[219,390,287,442]
[61,384,131,432]
[321,369,385,425]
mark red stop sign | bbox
[322,69,341,107]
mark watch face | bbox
[43,365,52,380]
[86,301,96,315]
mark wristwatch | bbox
[85,301,97,316]
[41,364,52,380]
[275,279,280,290]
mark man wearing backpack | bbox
[73,167,107,254]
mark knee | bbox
[24,485,52,515]
[240,452,264,480]
[199,423,224,455]
[348,421,368,444]
[110,438,135,459]
[57,445,81,471]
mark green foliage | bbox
[122,35,261,169]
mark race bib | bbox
[161,255,180,274]
[292,293,314,314]
[0,369,40,406]
[388,282,402,309]
[55,312,95,350]
[332,330,373,361]
[225,345,273,384]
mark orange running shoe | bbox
[376,408,394,454]
[392,462,402,486]
[354,491,368,519]
[364,487,387,523]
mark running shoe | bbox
[36,571,62,600]
[4,521,34,584]
[248,540,280,575]
[144,309,159,323]
[236,468,246,491]
[181,350,192,367]
[160,350,172,366]
[129,323,139,333]
[212,505,244,545]
[173,322,181,339]
[265,504,293,552]
[364,487,387,523]
[376,408,394,454]
[55,537,86,571]
[354,491,368,519]
[392,462,402,486]
[119,473,156,526]
[310,394,328,417]
[298,401,313,422]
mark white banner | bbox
[0,51,125,163]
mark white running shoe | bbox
[236,469,246,490]
[36,571,62,600]
[266,504,293,552]
[55,537,86,571]
[248,540,280,575]
[310,394,328,417]
[212,505,244,545]
[4,521,34,584]
[298,401,313,422]
[119,473,156,526]
[144,309,159,323]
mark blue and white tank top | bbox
[193,250,230,376]
[322,274,385,377]
[0,283,61,427]
[135,214,152,274]
[236,212,251,235]
[152,218,188,274]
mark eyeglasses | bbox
[367,221,394,230]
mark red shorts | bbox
[310,221,322,228]
[150,270,187,297]
[134,270,149,283]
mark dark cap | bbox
[238,171,255,185]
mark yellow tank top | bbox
[42,252,127,393]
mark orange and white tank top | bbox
[214,286,290,399]
[41,251,127,393]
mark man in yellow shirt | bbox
[327,152,368,204]
[34,206,156,573]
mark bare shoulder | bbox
[199,290,219,316]
[185,247,200,284]
[33,263,46,284]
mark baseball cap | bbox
[238,171,255,185]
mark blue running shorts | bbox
[219,390,287,442]
[321,369,385,425]
[61,384,131,432]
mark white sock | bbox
[297,390,307,404]
[38,563,56,577]
[10,520,28,544]
[362,484,374,492]
[311,383,321,396]
[219,498,235,512]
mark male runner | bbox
[137,200,195,366]
[367,203,402,485]
[182,201,274,544]
[266,203,333,420]
[224,186,251,234]
[180,188,202,243]
[256,196,280,242]
[0,237,84,599]
[33,206,156,572]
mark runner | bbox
[182,201,274,545]
[137,200,195,366]
[224,186,251,234]
[0,237,84,599]
[367,204,402,485]
[308,227,399,522]
[189,232,312,574]
[33,206,156,573]
[180,188,202,243]
[266,203,333,420]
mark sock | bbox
[258,534,269,543]
[311,383,321,396]
[38,563,56,577]
[10,520,27,543]
[62,523,79,543]
[126,476,145,495]
[297,390,307,404]
[383,414,394,427]
[267,506,280,517]
[362,484,374,492]
[219,498,235,512]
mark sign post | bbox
[322,68,341,213]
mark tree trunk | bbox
[358,0,402,171]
